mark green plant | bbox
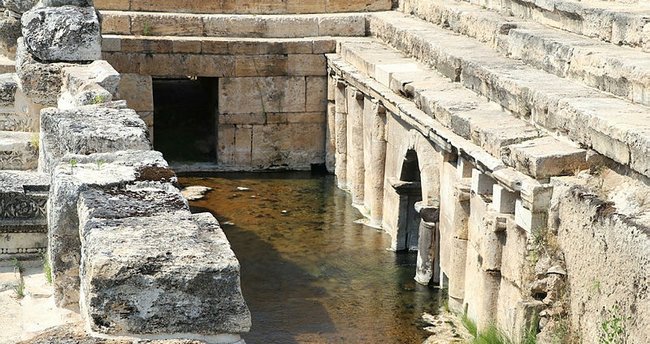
[30,132,40,151]
[96,159,106,170]
[591,279,602,295]
[91,94,108,104]
[462,313,478,338]
[12,258,23,274]
[42,252,52,285]
[69,158,78,173]
[521,315,539,344]
[13,277,25,299]
[142,21,152,36]
[599,305,629,344]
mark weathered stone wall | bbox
[100,13,368,169]
[95,0,393,14]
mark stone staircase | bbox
[351,2,650,180]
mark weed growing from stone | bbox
[43,252,52,284]
[30,132,39,151]
[96,159,106,170]
[142,21,152,36]
[12,258,25,299]
[69,158,78,173]
[599,305,629,344]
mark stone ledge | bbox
[101,11,368,38]
[95,0,392,14]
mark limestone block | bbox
[471,169,495,196]
[0,130,38,170]
[318,14,366,36]
[22,6,101,62]
[79,206,251,336]
[514,199,547,233]
[505,136,587,180]
[218,77,306,114]
[15,38,72,106]
[0,13,21,58]
[500,220,529,288]
[40,107,150,173]
[38,0,94,6]
[131,12,203,36]
[250,122,325,170]
[61,60,120,97]
[101,12,130,35]
[0,73,17,107]
[288,54,326,76]
[4,0,39,13]
[306,76,327,112]
[47,150,172,307]
[448,237,467,299]
[493,184,517,214]
[12,86,42,131]
[117,73,153,113]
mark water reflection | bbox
[180,173,439,344]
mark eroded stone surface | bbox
[40,106,150,173]
[22,5,101,62]
[79,205,251,336]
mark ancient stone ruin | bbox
[0,0,648,343]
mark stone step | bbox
[95,0,392,14]
[0,171,49,258]
[368,11,650,178]
[0,131,38,170]
[0,54,15,74]
[399,0,650,107]
[447,0,650,51]
[101,10,367,38]
[337,39,587,180]
[77,185,251,338]
[102,35,335,77]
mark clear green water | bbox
[180,173,440,344]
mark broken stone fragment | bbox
[0,73,17,107]
[0,12,21,58]
[15,38,72,105]
[40,106,150,173]
[36,0,93,6]
[3,0,39,14]
[21,5,101,62]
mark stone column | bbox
[414,203,439,285]
[366,100,387,226]
[346,86,364,205]
[334,80,347,189]
[325,74,337,173]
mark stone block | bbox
[47,150,172,307]
[0,130,38,170]
[306,76,327,112]
[318,14,366,36]
[505,136,588,179]
[100,12,131,35]
[59,60,121,109]
[493,184,517,214]
[12,86,42,131]
[15,38,72,106]
[0,74,17,108]
[131,13,203,36]
[288,54,326,76]
[471,169,495,196]
[0,14,21,58]
[79,207,251,336]
[117,73,153,113]
[250,122,325,169]
[218,76,306,114]
[22,6,101,62]
[40,106,150,173]
[4,0,39,14]
[514,199,547,233]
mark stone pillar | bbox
[346,86,364,205]
[414,203,439,285]
[367,101,387,226]
[325,74,337,173]
[334,80,347,189]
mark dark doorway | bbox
[397,149,423,251]
[153,77,218,162]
